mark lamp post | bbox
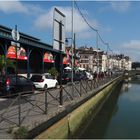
[65,38,70,46]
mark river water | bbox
[80,76,140,139]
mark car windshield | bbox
[45,74,54,79]
[30,75,43,82]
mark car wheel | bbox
[44,84,48,89]
[8,88,15,98]
[55,83,58,88]
[32,85,36,92]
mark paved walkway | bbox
[0,77,115,138]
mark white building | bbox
[75,46,132,73]
[102,54,108,72]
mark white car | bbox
[30,73,58,89]
[85,72,93,80]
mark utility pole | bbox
[59,21,63,106]
[15,25,18,85]
[106,43,109,73]
[96,31,99,73]
[71,0,74,83]
[74,33,76,70]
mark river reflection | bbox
[121,83,131,92]
[80,76,140,139]
[80,82,122,139]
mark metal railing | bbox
[0,74,119,134]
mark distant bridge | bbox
[128,70,140,76]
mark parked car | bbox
[30,73,58,89]
[61,73,71,84]
[78,71,88,80]
[0,75,35,97]
[85,72,93,80]
[58,72,82,85]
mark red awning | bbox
[63,57,69,64]
[44,52,54,63]
[6,46,27,60]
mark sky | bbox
[0,0,140,62]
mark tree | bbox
[0,55,15,75]
[48,67,58,78]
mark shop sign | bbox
[6,46,27,60]
[44,52,54,63]
[63,56,69,64]
[11,41,20,47]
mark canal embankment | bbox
[33,76,123,139]
[80,75,140,139]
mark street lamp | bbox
[65,38,71,46]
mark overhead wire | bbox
[74,0,97,32]
[74,0,112,52]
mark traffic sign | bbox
[11,29,20,41]
[11,41,20,47]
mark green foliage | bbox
[0,55,15,69]
[48,67,58,77]
[14,126,28,139]
[0,55,5,68]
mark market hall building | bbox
[0,25,69,78]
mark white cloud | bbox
[98,1,131,14]
[34,6,99,34]
[0,1,28,14]
[110,1,131,12]
[119,40,140,61]
[78,31,95,39]
[34,7,54,30]
[0,1,101,39]
[26,4,46,15]
[122,40,140,50]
